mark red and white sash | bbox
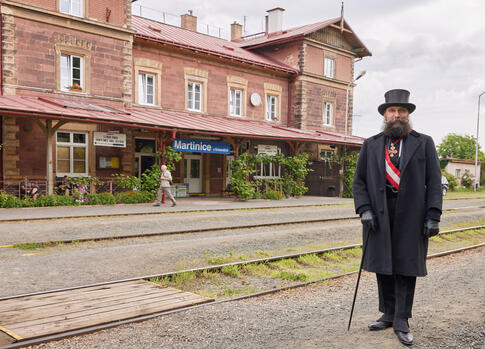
[385,145,401,190]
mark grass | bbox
[297,253,325,267]
[14,242,43,250]
[221,265,242,278]
[322,250,344,262]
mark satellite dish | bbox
[250,92,261,106]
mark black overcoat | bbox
[353,130,442,277]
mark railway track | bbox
[1,225,484,349]
[2,205,484,249]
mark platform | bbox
[0,280,212,344]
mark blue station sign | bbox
[172,139,231,154]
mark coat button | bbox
[379,187,384,192]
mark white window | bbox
[60,54,83,91]
[321,150,334,162]
[323,102,333,125]
[60,0,82,17]
[56,132,88,176]
[324,57,335,78]
[266,95,278,121]
[255,161,281,178]
[455,169,461,178]
[188,81,202,111]
[138,73,155,105]
[230,88,242,116]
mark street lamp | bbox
[345,70,366,136]
[474,91,485,192]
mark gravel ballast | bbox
[26,247,485,349]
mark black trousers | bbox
[376,190,417,332]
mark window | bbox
[323,102,333,125]
[188,81,202,111]
[266,95,278,121]
[255,161,281,178]
[60,0,83,17]
[455,169,461,178]
[321,150,334,162]
[230,88,243,116]
[138,73,155,105]
[56,131,88,176]
[324,57,335,78]
[60,54,83,91]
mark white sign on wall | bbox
[257,144,278,156]
[93,132,126,148]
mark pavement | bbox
[0,196,353,221]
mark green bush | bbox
[115,191,154,204]
[460,171,474,189]
[441,171,458,190]
[229,152,311,200]
[264,190,284,200]
[86,193,116,205]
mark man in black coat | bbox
[353,89,442,346]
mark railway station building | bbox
[0,1,370,197]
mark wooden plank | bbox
[0,281,154,312]
[0,285,177,317]
[8,291,203,330]
[9,294,210,338]
[12,296,210,339]
[0,288,181,323]
[0,329,16,346]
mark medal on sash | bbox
[385,145,401,191]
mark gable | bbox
[308,26,354,52]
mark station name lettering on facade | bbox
[172,139,230,154]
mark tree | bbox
[437,133,484,160]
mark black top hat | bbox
[378,89,416,115]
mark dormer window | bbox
[324,57,335,78]
[60,0,83,17]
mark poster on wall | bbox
[93,132,126,147]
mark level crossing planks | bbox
[0,280,213,342]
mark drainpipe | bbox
[0,2,3,96]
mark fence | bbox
[0,178,132,199]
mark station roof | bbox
[0,95,364,146]
[131,16,298,74]
[234,18,371,57]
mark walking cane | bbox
[347,229,371,331]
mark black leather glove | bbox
[361,210,376,232]
[424,219,439,238]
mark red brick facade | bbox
[0,2,369,197]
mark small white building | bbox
[441,158,481,185]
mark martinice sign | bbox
[172,139,231,154]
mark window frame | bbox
[229,88,243,117]
[134,58,163,107]
[324,57,335,78]
[138,72,156,106]
[59,52,85,92]
[323,101,333,126]
[184,67,208,113]
[59,0,84,17]
[55,131,89,177]
[265,95,278,121]
[187,81,203,112]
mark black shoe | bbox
[395,330,413,346]
[171,203,176,207]
[368,320,393,331]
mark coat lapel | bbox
[400,131,422,175]
[370,133,386,185]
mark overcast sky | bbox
[133,0,485,149]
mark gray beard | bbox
[382,119,412,139]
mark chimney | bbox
[231,22,242,40]
[181,10,197,31]
[266,7,284,34]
